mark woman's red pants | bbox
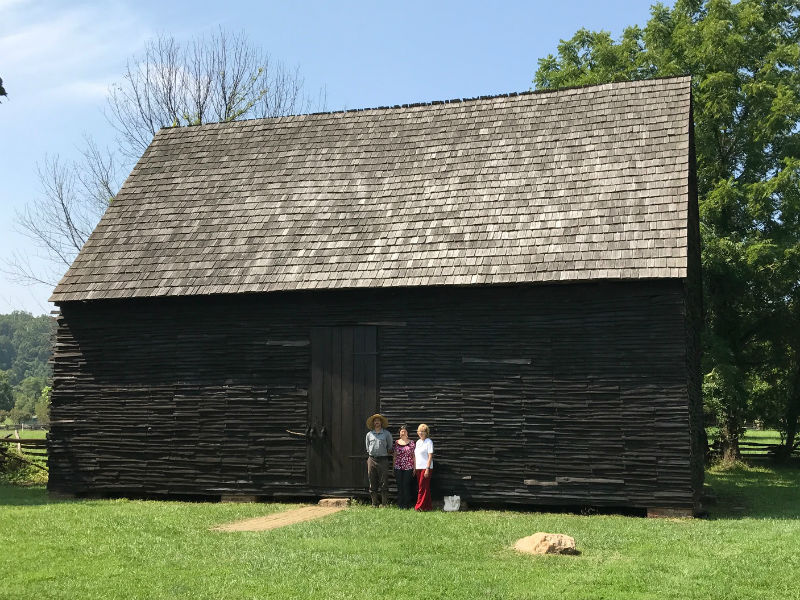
[415,468,432,511]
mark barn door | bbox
[308,326,377,488]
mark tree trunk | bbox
[778,362,800,462]
[719,418,741,462]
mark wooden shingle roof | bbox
[51,76,692,303]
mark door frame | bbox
[308,326,377,488]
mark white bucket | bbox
[443,495,461,512]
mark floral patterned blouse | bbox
[393,440,416,470]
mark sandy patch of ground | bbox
[212,505,346,532]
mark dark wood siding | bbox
[49,280,700,509]
[686,100,705,493]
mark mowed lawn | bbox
[0,428,47,439]
[1,464,799,600]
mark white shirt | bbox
[414,437,434,469]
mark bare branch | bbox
[106,30,322,158]
[76,136,122,214]
[2,252,61,287]
[7,143,122,287]
[10,29,324,287]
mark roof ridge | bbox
[154,75,691,134]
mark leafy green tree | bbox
[8,406,29,425]
[0,371,13,414]
[0,312,53,386]
[0,314,52,426]
[34,386,51,427]
[12,376,45,420]
[535,0,800,460]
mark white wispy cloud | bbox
[0,1,151,107]
[48,80,113,102]
[0,0,32,11]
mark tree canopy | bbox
[0,312,53,386]
[0,312,53,424]
[535,0,800,459]
[0,371,13,414]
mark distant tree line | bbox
[0,312,54,427]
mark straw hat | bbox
[366,413,389,429]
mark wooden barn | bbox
[48,76,703,513]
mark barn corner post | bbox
[48,77,700,512]
[47,304,65,497]
[46,305,75,497]
[685,83,705,513]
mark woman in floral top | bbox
[393,425,416,509]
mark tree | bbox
[12,376,45,420]
[535,0,800,461]
[0,371,13,415]
[9,29,322,286]
[34,386,50,428]
[0,312,54,385]
[0,76,7,102]
[107,29,314,160]
[9,142,121,286]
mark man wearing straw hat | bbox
[365,413,393,507]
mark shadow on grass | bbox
[706,462,800,520]
[0,484,73,506]
[3,463,799,520]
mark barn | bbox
[48,76,703,513]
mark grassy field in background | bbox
[2,462,799,600]
[0,428,47,439]
[741,429,783,445]
[706,428,785,455]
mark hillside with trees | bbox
[0,311,54,426]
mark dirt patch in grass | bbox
[212,505,346,532]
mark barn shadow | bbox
[0,484,67,506]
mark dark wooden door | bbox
[308,326,377,488]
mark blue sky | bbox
[0,0,662,315]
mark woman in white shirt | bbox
[414,423,434,511]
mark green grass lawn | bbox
[741,429,783,446]
[0,428,48,439]
[706,428,787,456]
[1,464,799,600]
